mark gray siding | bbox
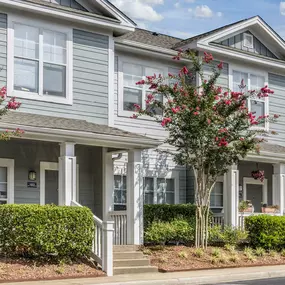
[0,14,109,125]
[268,73,285,143]
[204,60,229,88]
[216,31,277,59]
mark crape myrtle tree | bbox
[0,86,23,139]
[132,50,279,248]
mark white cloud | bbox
[174,2,180,8]
[193,5,213,18]
[217,11,223,17]
[188,8,192,12]
[280,2,285,15]
[111,0,163,22]
[185,0,195,2]
[171,30,194,39]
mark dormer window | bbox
[243,33,253,49]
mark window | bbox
[122,62,164,115]
[243,33,253,49]
[8,17,72,104]
[114,175,127,211]
[210,181,223,208]
[143,177,175,204]
[0,167,8,205]
[232,69,268,130]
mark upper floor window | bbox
[243,33,253,49]
[232,69,269,130]
[8,16,72,104]
[120,61,164,116]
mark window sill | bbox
[10,90,72,105]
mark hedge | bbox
[0,204,95,259]
[144,204,199,230]
[245,215,285,250]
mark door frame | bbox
[243,177,268,207]
[40,162,59,205]
[40,161,80,205]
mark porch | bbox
[0,112,160,276]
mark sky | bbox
[110,0,285,40]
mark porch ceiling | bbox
[0,112,160,149]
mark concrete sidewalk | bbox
[3,265,285,285]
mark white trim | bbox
[108,36,115,127]
[0,0,135,32]
[243,177,268,205]
[7,14,73,105]
[0,158,14,204]
[243,33,254,49]
[229,63,269,132]
[40,161,79,205]
[40,161,58,205]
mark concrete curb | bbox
[87,269,285,285]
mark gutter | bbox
[0,123,161,149]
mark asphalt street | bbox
[215,277,285,284]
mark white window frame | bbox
[143,171,179,204]
[7,14,73,105]
[243,33,254,49]
[210,176,224,209]
[0,158,14,204]
[113,174,127,209]
[229,64,269,131]
[118,55,168,119]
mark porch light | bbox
[28,170,36,181]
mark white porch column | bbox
[102,147,114,221]
[58,142,76,206]
[272,163,285,215]
[223,164,239,227]
[127,150,143,245]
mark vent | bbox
[243,33,253,49]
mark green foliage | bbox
[208,225,248,246]
[0,204,94,259]
[224,244,236,253]
[193,248,204,258]
[211,248,221,258]
[244,247,254,256]
[144,219,194,245]
[178,251,188,259]
[144,204,197,230]
[245,215,285,250]
[255,247,266,257]
[281,249,285,257]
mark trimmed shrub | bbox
[245,215,285,250]
[144,204,197,230]
[144,219,194,245]
[208,225,248,246]
[0,204,95,259]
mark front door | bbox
[246,184,263,212]
[45,170,59,205]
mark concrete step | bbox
[114,258,150,267]
[113,265,158,275]
[113,245,139,252]
[113,251,145,260]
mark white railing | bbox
[71,201,114,276]
[212,212,281,230]
[109,210,128,245]
[212,213,224,227]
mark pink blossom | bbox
[217,61,223,70]
[274,114,280,118]
[196,106,200,111]
[136,80,145,85]
[181,66,188,75]
[240,138,244,141]
[161,117,172,127]
[218,138,228,147]
[215,96,220,101]
[207,119,211,124]
[168,73,174,77]
[193,111,199,115]
[203,52,214,63]
[130,114,138,119]
[0,87,6,99]
[7,97,21,110]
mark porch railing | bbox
[109,210,128,245]
[71,201,114,276]
[211,213,224,227]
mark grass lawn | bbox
[0,256,105,282]
[142,245,285,272]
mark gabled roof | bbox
[172,17,256,50]
[117,28,182,49]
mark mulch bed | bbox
[143,245,285,272]
[0,256,105,282]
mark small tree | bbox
[133,51,278,248]
[0,86,22,139]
